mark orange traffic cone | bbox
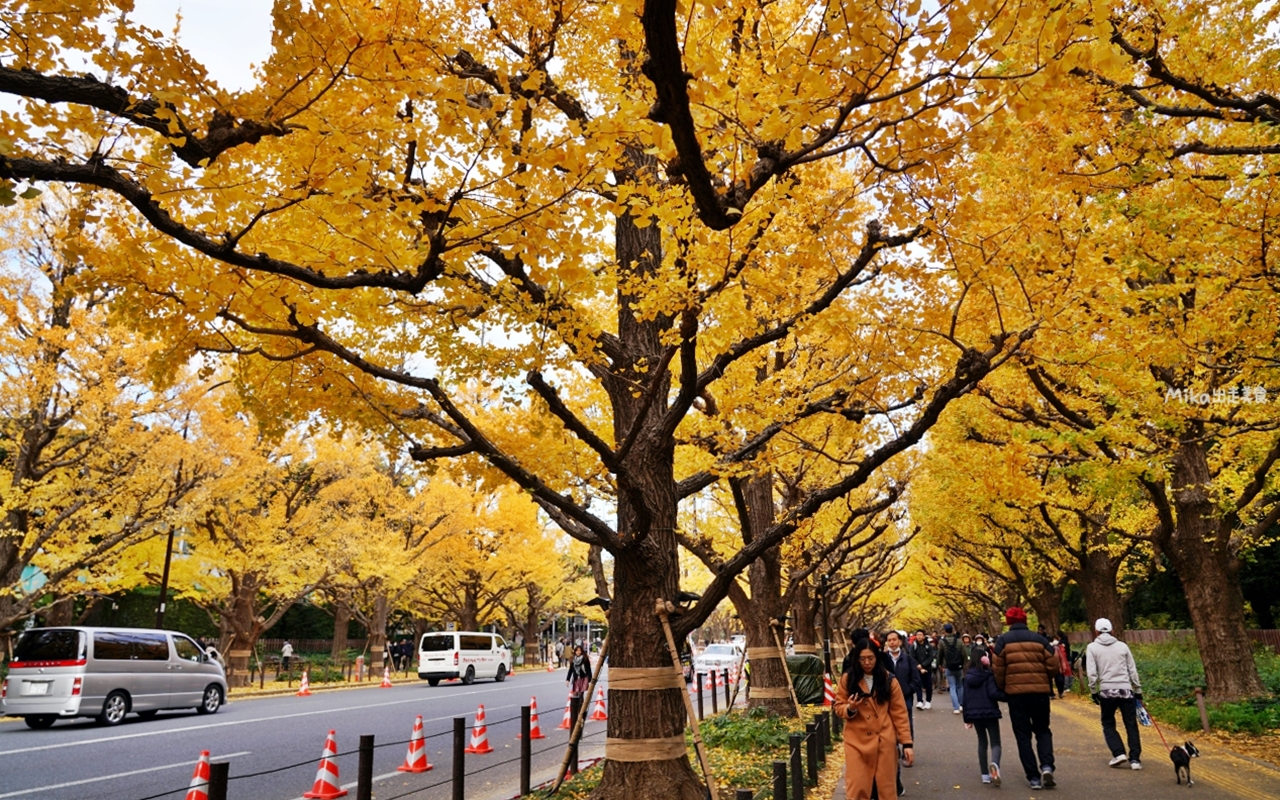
[546,660,554,673]
[558,694,572,730]
[397,715,433,773]
[184,751,211,800]
[823,673,835,707]
[296,669,312,697]
[517,697,547,739]
[589,686,608,721]
[380,666,393,688]
[464,705,493,754]
[302,730,348,799]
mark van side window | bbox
[421,635,454,651]
[461,634,489,651]
[494,636,508,650]
[133,633,171,661]
[174,635,203,662]
[93,632,133,660]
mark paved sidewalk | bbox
[832,695,1280,799]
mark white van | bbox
[1,626,227,729]
[418,631,512,686]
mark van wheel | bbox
[24,715,56,730]
[196,685,222,715]
[427,678,440,687]
[98,691,129,726]
[495,665,506,682]
[461,666,475,685]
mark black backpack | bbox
[941,635,965,670]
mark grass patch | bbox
[1131,638,1280,735]
[552,706,834,799]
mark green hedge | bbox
[1131,639,1280,734]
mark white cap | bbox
[1095,618,1113,633]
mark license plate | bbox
[22,681,50,696]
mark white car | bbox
[693,643,743,677]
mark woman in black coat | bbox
[564,645,592,698]
[963,646,1006,787]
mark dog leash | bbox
[1140,700,1173,751]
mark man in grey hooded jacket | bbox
[1084,618,1143,770]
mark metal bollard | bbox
[453,717,465,800]
[697,673,705,720]
[736,790,754,800]
[790,732,804,799]
[208,761,229,800]
[772,760,787,800]
[520,705,532,795]
[814,716,825,767]
[357,734,374,800]
[711,674,719,714]
[806,724,819,784]
[569,694,583,775]
[723,669,731,708]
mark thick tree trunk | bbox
[590,206,703,800]
[791,581,819,653]
[222,575,261,688]
[1025,580,1063,637]
[1074,552,1126,637]
[1163,438,1266,700]
[369,592,389,670]
[331,600,351,660]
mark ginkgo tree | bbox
[0,202,212,640]
[0,0,1085,795]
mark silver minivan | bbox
[1,627,228,729]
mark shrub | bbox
[1129,638,1280,735]
[699,706,793,751]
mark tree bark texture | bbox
[331,600,351,661]
[1075,551,1126,637]
[1162,438,1266,699]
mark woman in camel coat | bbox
[835,639,914,800]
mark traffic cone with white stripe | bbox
[558,693,572,730]
[464,704,493,754]
[302,730,348,799]
[380,666,393,688]
[296,669,312,697]
[589,686,608,721]
[823,673,835,707]
[397,715,433,773]
[184,750,211,800]
[517,696,547,739]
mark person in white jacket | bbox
[1084,618,1143,770]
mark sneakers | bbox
[1029,780,1043,790]
[1040,767,1055,788]
[953,708,962,714]
[916,700,924,709]
[1130,761,1142,770]
[989,763,1001,787]
[981,775,992,784]
[1108,754,1128,768]
[923,701,931,709]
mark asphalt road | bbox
[0,669,607,800]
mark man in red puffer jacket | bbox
[992,607,1060,791]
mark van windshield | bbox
[420,635,454,652]
[14,629,83,662]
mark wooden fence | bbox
[1065,628,1280,653]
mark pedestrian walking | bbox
[1084,618,1144,771]
[910,630,935,710]
[991,606,1060,790]
[1051,631,1073,698]
[836,639,914,800]
[565,644,591,698]
[884,630,922,738]
[281,640,293,674]
[963,645,1006,787]
[938,623,968,714]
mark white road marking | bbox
[0,684,542,757]
[0,751,251,797]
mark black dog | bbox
[1171,741,1200,786]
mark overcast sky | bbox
[133,0,274,90]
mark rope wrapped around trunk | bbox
[792,644,819,654]
[747,647,785,660]
[607,667,686,691]
[748,686,792,699]
[605,735,688,761]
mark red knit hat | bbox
[1005,607,1027,624]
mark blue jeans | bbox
[947,669,965,710]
